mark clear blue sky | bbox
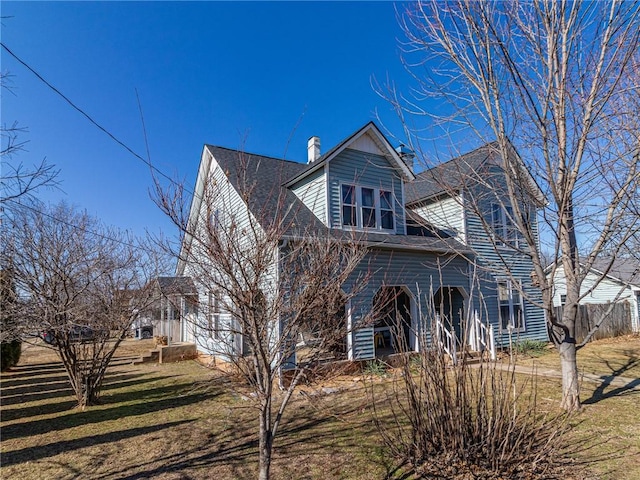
[2,1,425,239]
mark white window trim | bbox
[340,182,395,232]
[491,203,520,248]
[497,279,526,333]
[208,290,221,339]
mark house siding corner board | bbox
[345,249,472,360]
[291,168,327,225]
[329,148,405,235]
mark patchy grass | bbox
[0,340,382,480]
[517,334,640,379]
[1,337,638,479]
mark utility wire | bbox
[1,42,194,256]
[1,41,186,192]
[4,198,159,254]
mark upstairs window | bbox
[380,191,394,230]
[498,280,525,332]
[361,187,376,227]
[341,185,357,226]
[492,203,520,247]
[341,184,395,231]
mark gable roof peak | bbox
[285,121,416,187]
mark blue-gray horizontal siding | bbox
[345,249,473,359]
[328,148,405,234]
[464,169,547,346]
[290,167,327,225]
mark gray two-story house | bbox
[176,122,547,363]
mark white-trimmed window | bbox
[380,190,394,230]
[340,183,395,231]
[208,290,220,338]
[341,185,357,226]
[498,280,525,331]
[492,203,519,247]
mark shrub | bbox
[1,340,22,371]
[363,359,388,376]
[369,333,570,479]
[513,339,549,357]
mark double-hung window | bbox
[341,185,357,226]
[208,290,220,338]
[380,190,394,230]
[361,187,376,227]
[498,280,524,331]
[341,184,395,231]
[492,203,520,247]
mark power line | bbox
[1,41,188,193]
[4,198,167,257]
[1,41,194,260]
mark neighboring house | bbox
[547,259,640,335]
[134,277,198,343]
[176,122,547,362]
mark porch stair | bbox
[132,343,197,364]
[456,349,486,365]
[436,311,496,366]
[133,349,160,365]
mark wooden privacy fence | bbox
[554,302,632,343]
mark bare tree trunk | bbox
[258,386,274,480]
[559,340,580,412]
[558,199,582,411]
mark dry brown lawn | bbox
[515,334,640,480]
[1,336,638,479]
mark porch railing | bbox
[468,310,496,360]
[435,314,457,365]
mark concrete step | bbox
[132,349,160,365]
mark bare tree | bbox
[381,0,640,411]
[154,149,370,480]
[3,202,157,408]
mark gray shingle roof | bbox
[205,145,327,235]
[206,145,471,254]
[156,276,198,296]
[592,258,640,287]
[405,142,498,204]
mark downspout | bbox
[324,163,331,228]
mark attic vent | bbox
[307,136,321,164]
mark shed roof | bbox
[591,258,640,288]
[156,276,198,296]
